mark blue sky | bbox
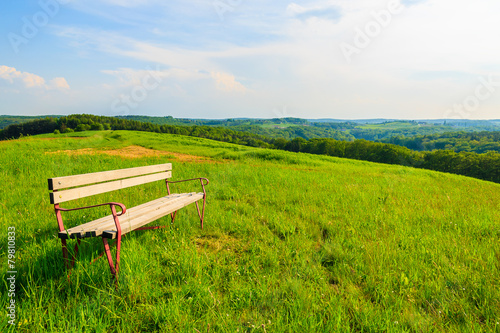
[1,0,499,119]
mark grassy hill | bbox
[1,130,499,332]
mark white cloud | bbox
[0,66,45,88]
[286,3,342,22]
[48,77,71,90]
[102,66,248,95]
[211,72,247,93]
[0,66,70,92]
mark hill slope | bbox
[1,130,499,332]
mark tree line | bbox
[381,131,500,154]
[280,138,499,183]
[1,114,498,183]
[0,115,275,148]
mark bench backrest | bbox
[48,163,172,204]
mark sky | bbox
[1,0,499,120]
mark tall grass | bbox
[1,130,499,332]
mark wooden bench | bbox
[48,163,208,282]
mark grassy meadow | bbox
[1,130,499,332]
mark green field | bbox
[356,122,421,130]
[1,131,499,332]
[259,123,296,129]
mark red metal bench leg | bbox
[57,204,76,272]
[102,238,119,281]
[165,177,208,229]
[171,210,178,223]
[102,204,123,286]
[115,236,121,279]
[111,205,122,283]
[195,196,206,229]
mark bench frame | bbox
[48,163,208,283]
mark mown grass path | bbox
[1,131,499,332]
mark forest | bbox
[381,131,500,153]
[118,116,500,152]
[1,114,499,183]
[0,115,62,129]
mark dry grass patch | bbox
[46,145,214,162]
[39,137,88,140]
[195,233,244,254]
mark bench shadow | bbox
[14,236,119,298]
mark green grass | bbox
[1,130,500,332]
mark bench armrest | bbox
[54,202,126,235]
[166,177,209,196]
[166,177,209,186]
[56,202,127,216]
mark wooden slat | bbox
[48,163,172,190]
[88,193,196,236]
[102,193,204,239]
[58,194,173,239]
[58,193,203,239]
[50,171,172,204]
[58,193,194,238]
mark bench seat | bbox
[59,192,204,240]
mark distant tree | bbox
[286,137,307,152]
[90,123,104,131]
[76,124,91,132]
